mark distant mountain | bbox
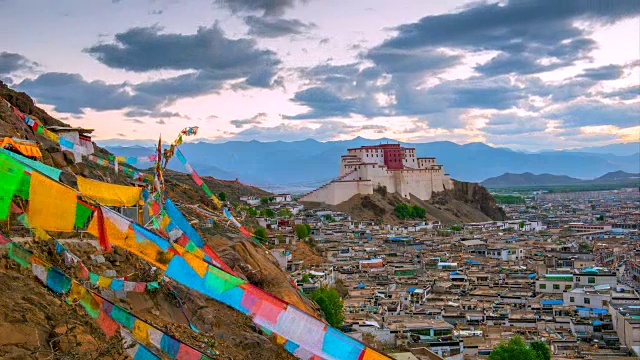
[482,171,640,187]
[103,138,640,187]
[566,142,640,156]
[595,171,640,181]
[481,172,581,187]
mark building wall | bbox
[563,291,610,309]
[300,180,373,205]
[535,280,573,294]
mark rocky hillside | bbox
[309,180,505,224]
[0,81,318,359]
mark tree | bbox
[489,336,550,360]
[324,214,336,222]
[304,224,311,234]
[301,273,310,283]
[254,227,267,241]
[597,214,604,221]
[260,197,270,205]
[530,341,551,360]
[260,208,275,218]
[277,208,293,218]
[246,207,258,216]
[411,205,426,219]
[394,203,413,219]
[309,287,344,328]
[295,224,309,240]
[218,192,227,202]
[450,225,462,232]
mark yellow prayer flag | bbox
[28,172,76,232]
[183,251,208,277]
[77,176,142,207]
[132,320,151,346]
[43,129,59,143]
[97,276,112,288]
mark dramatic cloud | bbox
[376,0,640,76]
[0,52,39,75]
[230,113,268,128]
[577,64,624,80]
[215,0,308,17]
[85,24,279,75]
[19,24,284,114]
[244,16,315,38]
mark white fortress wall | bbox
[300,180,373,205]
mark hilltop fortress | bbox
[300,144,453,205]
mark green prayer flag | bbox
[201,183,213,197]
[0,153,26,219]
[146,282,160,290]
[74,202,93,228]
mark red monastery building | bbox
[299,144,453,205]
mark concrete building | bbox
[536,274,574,294]
[573,270,617,288]
[300,144,453,205]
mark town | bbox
[236,186,640,359]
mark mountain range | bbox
[104,138,640,191]
[481,171,640,187]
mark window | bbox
[588,277,596,284]
[539,284,547,289]
[565,285,572,290]
[569,297,575,303]
[576,277,581,282]
[584,297,590,304]
[553,284,560,290]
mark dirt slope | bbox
[309,180,505,224]
[0,81,318,359]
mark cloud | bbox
[214,0,308,17]
[85,24,279,75]
[365,48,461,75]
[124,118,145,124]
[244,16,315,38]
[285,87,358,119]
[230,113,268,128]
[577,64,624,80]
[375,0,639,77]
[124,109,186,118]
[359,124,388,134]
[601,85,640,101]
[483,113,548,135]
[548,100,640,128]
[156,119,166,125]
[16,72,156,114]
[0,52,39,75]
[226,121,354,141]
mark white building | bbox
[299,144,453,205]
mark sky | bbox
[0,0,638,151]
